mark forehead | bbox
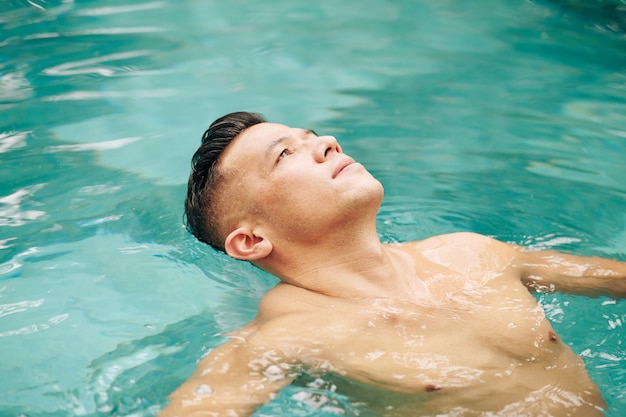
[220,122,297,168]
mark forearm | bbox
[520,249,626,298]
[160,388,272,417]
[159,338,295,417]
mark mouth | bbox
[333,157,356,178]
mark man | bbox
[161,111,626,417]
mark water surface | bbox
[1,0,625,415]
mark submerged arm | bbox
[160,337,296,417]
[517,248,626,298]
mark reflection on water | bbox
[0,0,625,416]
[0,185,47,227]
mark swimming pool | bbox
[1,0,625,415]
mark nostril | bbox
[324,146,331,158]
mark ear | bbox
[224,226,273,261]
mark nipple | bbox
[425,384,442,392]
[548,331,558,342]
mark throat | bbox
[281,244,418,300]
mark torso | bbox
[239,233,605,416]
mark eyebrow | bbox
[265,136,288,160]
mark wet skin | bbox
[162,122,626,417]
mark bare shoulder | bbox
[246,283,331,347]
[412,231,513,251]
[407,232,519,258]
[399,232,521,278]
[256,282,321,319]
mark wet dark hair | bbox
[184,111,266,251]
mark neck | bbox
[258,223,413,299]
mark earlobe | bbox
[224,227,273,261]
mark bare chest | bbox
[298,287,561,394]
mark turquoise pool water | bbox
[1,0,625,415]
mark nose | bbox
[314,135,342,163]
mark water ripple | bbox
[0,70,32,103]
[73,1,167,16]
[0,131,29,153]
[44,137,141,152]
[0,185,47,227]
[42,88,177,101]
[43,50,156,77]
[0,313,69,337]
[0,298,45,319]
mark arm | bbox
[159,337,296,417]
[517,248,626,298]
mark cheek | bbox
[254,161,330,213]
[250,183,295,221]
[259,176,321,214]
[273,167,319,196]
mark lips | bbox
[333,157,356,178]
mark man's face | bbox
[218,122,383,244]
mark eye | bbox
[277,148,291,163]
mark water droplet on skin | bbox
[508,322,516,328]
[194,384,214,397]
[263,364,286,381]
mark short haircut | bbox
[184,111,266,251]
